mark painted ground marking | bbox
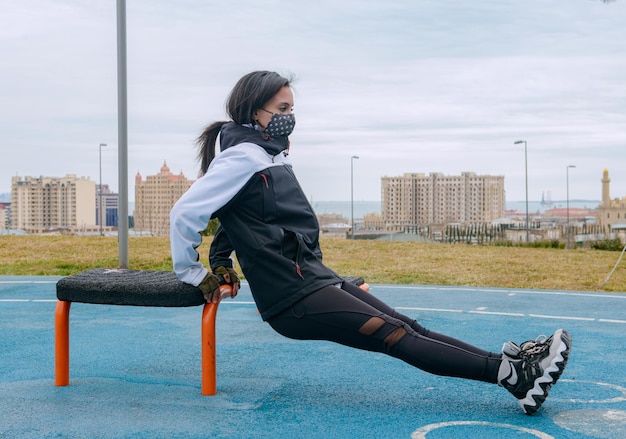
[411,421,553,439]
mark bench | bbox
[54,268,231,395]
[55,270,369,395]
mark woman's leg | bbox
[268,284,501,383]
[340,281,497,357]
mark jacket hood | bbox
[220,123,289,157]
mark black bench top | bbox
[56,268,205,307]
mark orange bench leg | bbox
[201,301,218,395]
[55,300,71,386]
[201,285,231,395]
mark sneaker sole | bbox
[519,328,572,415]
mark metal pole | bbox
[350,156,359,238]
[117,0,129,268]
[566,165,576,249]
[514,140,529,242]
[99,143,107,236]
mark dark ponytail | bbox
[196,121,229,176]
[197,71,292,176]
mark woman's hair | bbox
[197,71,292,175]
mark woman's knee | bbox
[359,315,412,348]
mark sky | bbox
[1,0,625,203]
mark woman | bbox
[169,70,571,415]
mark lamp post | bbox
[566,165,576,249]
[514,140,529,242]
[350,155,359,238]
[99,143,107,236]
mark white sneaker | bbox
[498,329,572,415]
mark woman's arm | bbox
[169,143,279,286]
[209,225,235,270]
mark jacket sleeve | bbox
[209,225,235,270]
[169,145,259,286]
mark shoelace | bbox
[519,335,549,357]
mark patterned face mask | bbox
[263,112,296,138]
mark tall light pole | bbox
[350,155,359,238]
[99,143,107,236]
[514,140,529,242]
[117,0,129,268]
[566,165,576,249]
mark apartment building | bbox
[97,184,119,230]
[134,161,194,236]
[597,168,626,228]
[11,174,96,233]
[0,203,8,230]
[381,172,505,229]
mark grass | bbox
[0,235,624,292]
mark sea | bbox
[310,200,601,219]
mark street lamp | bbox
[99,143,107,236]
[350,155,359,238]
[566,165,576,249]
[514,140,529,242]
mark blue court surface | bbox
[1,276,625,439]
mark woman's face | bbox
[254,86,294,129]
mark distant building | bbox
[597,169,626,228]
[134,161,194,236]
[97,184,119,230]
[381,172,505,230]
[363,212,384,231]
[542,207,596,221]
[11,174,96,233]
[317,213,347,227]
[0,203,8,230]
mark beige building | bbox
[0,203,7,230]
[134,161,194,236]
[597,169,626,227]
[381,172,505,230]
[11,174,96,233]
[363,212,384,231]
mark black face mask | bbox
[262,111,296,138]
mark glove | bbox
[197,272,222,302]
[213,266,240,288]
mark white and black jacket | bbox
[170,123,342,320]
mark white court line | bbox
[397,307,463,313]
[396,306,623,324]
[599,318,626,324]
[411,421,554,439]
[387,285,626,299]
[529,314,595,321]
[0,298,258,305]
[468,310,525,317]
[0,280,57,284]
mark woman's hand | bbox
[197,273,223,303]
[213,266,240,298]
[197,267,240,303]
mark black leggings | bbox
[267,282,501,383]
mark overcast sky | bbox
[1,0,624,203]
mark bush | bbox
[591,238,624,251]
[489,240,564,249]
[201,218,220,236]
